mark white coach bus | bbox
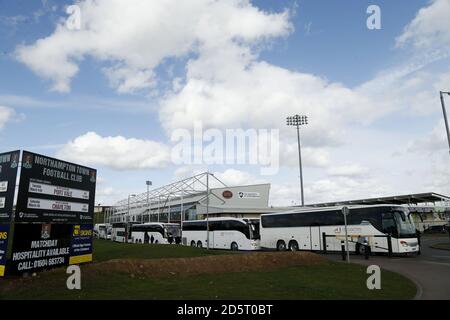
[94,223,111,240]
[260,205,420,255]
[111,222,129,242]
[182,218,260,251]
[130,223,182,244]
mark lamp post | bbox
[439,91,450,156]
[127,194,136,222]
[287,115,308,206]
[126,194,136,243]
[206,172,210,250]
[342,206,350,263]
[180,192,184,242]
[146,180,152,223]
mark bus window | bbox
[392,210,416,238]
[382,212,397,237]
[250,223,260,240]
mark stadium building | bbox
[105,172,289,224]
[105,172,450,230]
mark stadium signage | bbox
[9,223,93,274]
[222,190,233,199]
[0,150,20,277]
[16,151,96,223]
[0,150,20,223]
[3,150,96,276]
[238,191,260,199]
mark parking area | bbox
[322,236,450,300]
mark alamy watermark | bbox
[65,5,81,30]
[64,4,382,32]
[66,265,81,290]
[367,5,381,30]
[366,265,381,290]
[171,122,280,175]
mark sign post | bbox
[342,206,350,263]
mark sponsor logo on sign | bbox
[73,225,80,236]
[222,190,233,199]
[10,153,19,169]
[41,224,51,239]
[90,171,96,183]
[73,225,92,237]
[238,191,261,199]
[22,153,33,169]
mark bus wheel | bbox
[289,240,299,252]
[190,241,196,247]
[231,242,239,251]
[356,244,366,255]
[276,240,286,251]
[197,241,203,248]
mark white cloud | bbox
[407,120,448,154]
[160,53,372,134]
[56,132,170,170]
[0,106,14,129]
[159,46,377,170]
[426,153,450,194]
[327,164,369,178]
[16,0,291,93]
[303,176,394,205]
[396,0,450,49]
[280,142,330,168]
[213,168,266,186]
[0,15,29,27]
[95,186,125,206]
[103,66,155,94]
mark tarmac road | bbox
[322,236,450,300]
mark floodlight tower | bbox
[440,91,450,156]
[287,115,308,206]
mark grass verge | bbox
[0,239,417,300]
[93,239,229,262]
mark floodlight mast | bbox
[286,115,308,206]
[440,91,450,156]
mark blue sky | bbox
[0,0,449,206]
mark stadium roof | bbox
[309,192,450,207]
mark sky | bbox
[0,0,449,206]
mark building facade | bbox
[105,173,288,224]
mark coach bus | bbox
[182,218,260,251]
[130,223,182,244]
[260,205,419,255]
[111,222,133,243]
[94,223,111,240]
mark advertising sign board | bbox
[15,151,96,224]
